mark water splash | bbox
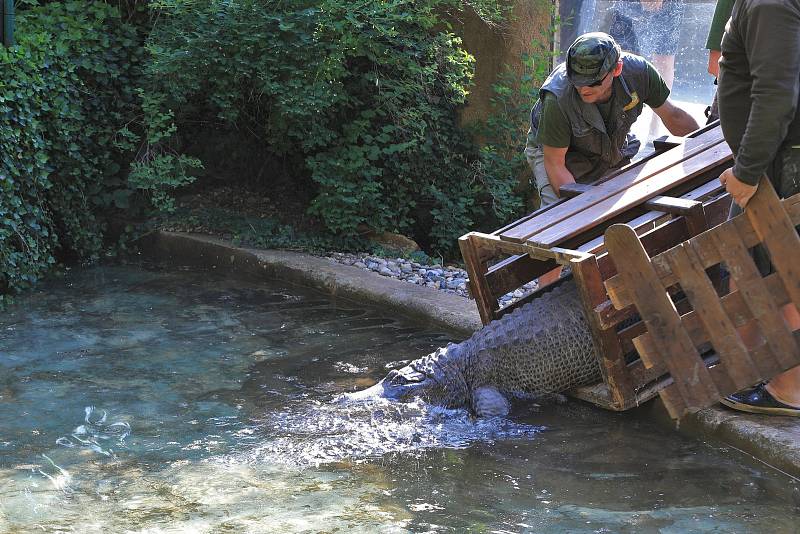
[237,397,543,467]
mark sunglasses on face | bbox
[585,72,610,88]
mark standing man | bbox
[525,32,699,209]
[717,0,800,416]
[608,0,686,136]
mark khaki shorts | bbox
[525,144,559,209]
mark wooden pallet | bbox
[459,123,735,410]
[605,181,800,418]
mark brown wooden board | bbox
[744,178,800,311]
[605,223,721,414]
[459,234,496,325]
[572,254,634,408]
[663,242,759,391]
[529,142,732,248]
[499,126,726,244]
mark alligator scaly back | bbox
[354,279,603,417]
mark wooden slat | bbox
[644,196,702,216]
[572,254,633,409]
[745,178,800,311]
[459,234,496,325]
[659,385,690,420]
[485,255,558,300]
[500,126,726,243]
[631,332,659,369]
[605,224,720,409]
[529,142,732,248]
[663,242,760,391]
[652,135,685,151]
[559,183,594,199]
[633,272,790,372]
[606,194,800,309]
[713,222,799,369]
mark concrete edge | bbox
[138,231,483,337]
[684,407,800,479]
[137,230,800,480]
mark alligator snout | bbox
[343,365,434,403]
[378,367,433,400]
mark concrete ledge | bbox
[138,230,800,479]
[684,407,800,478]
[139,231,482,337]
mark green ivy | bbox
[0,1,142,304]
[138,0,523,256]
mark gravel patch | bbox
[326,252,540,308]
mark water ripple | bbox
[55,406,131,458]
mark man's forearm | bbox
[543,160,576,197]
[662,107,700,136]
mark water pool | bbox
[0,265,796,532]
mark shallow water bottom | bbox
[0,265,797,533]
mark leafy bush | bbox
[138,0,523,255]
[0,1,141,304]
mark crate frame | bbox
[459,124,736,410]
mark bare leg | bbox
[649,54,675,139]
[765,303,800,407]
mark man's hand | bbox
[708,49,721,78]
[719,167,759,208]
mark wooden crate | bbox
[605,182,800,418]
[459,123,735,410]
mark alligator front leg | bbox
[471,386,510,417]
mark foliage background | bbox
[1,0,552,303]
[0,1,142,306]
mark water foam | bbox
[236,397,543,467]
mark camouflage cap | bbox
[566,32,621,87]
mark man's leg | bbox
[765,303,800,407]
[649,54,675,138]
[527,146,562,287]
[729,279,800,409]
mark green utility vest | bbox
[529,53,652,183]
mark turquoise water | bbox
[0,265,797,533]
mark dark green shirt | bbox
[705,0,735,51]
[718,0,800,186]
[535,62,670,148]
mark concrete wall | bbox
[451,0,553,127]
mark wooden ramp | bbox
[605,181,800,418]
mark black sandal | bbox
[720,384,800,417]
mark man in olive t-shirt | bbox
[535,64,670,149]
[525,33,700,209]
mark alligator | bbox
[349,278,602,417]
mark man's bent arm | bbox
[542,145,575,197]
[652,99,700,136]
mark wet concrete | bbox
[139,231,800,480]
